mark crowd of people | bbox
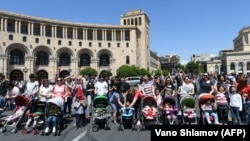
[0,69,250,131]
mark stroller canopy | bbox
[180,95,195,108]
[162,96,176,107]
[93,95,108,108]
[15,95,30,107]
[45,101,63,116]
[142,96,157,108]
[198,93,215,106]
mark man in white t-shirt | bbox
[94,75,108,96]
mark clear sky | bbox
[1,0,250,64]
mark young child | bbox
[44,104,61,134]
[164,102,178,119]
[215,85,229,125]
[74,95,84,129]
[243,93,250,125]
[201,99,220,124]
[25,106,44,128]
[229,85,242,125]
[142,104,158,119]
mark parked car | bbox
[125,76,141,86]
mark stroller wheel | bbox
[118,125,123,131]
[32,130,37,135]
[41,131,44,136]
[11,128,17,134]
[92,124,99,132]
[22,129,27,135]
[0,128,5,133]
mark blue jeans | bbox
[46,116,57,127]
[75,114,83,128]
[0,96,4,108]
[230,107,242,125]
[204,112,219,123]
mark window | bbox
[69,41,72,46]
[80,54,90,66]
[116,30,121,41]
[21,25,28,34]
[67,31,73,39]
[98,43,101,47]
[139,17,142,25]
[34,26,40,36]
[23,36,26,42]
[58,40,61,45]
[131,19,134,25]
[87,29,93,40]
[79,42,82,47]
[9,49,24,65]
[77,32,83,40]
[117,43,120,47]
[126,56,130,64]
[124,19,126,25]
[108,43,111,47]
[9,35,13,40]
[97,30,102,41]
[125,30,130,41]
[99,54,109,66]
[7,23,15,32]
[35,38,39,43]
[135,18,138,26]
[59,53,70,66]
[47,39,50,44]
[106,30,112,41]
[36,51,49,65]
[57,27,63,38]
[126,43,129,47]
[89,42,92,47]
[45,28,51,37]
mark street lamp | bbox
[23,67,28,81]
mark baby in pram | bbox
[164,102,178,120]
[142,104,158,119]
[183,106,196,118]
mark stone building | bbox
[0,9,158,81]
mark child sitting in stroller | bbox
[164,102,178,120]
[201,99,220,124]
[44,104,61,134]
[120,101,134,116]
[142,103,158,119]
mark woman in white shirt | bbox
[38,79,53,102]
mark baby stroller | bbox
[118,107,137,131]
[91,95,110,132]
[140,96,159,130]
[22,101,46,135]
[41,98,64,136]
[198,93,216,125]
[0,95,30,133]
[180,95,197,124]
[161,96,179,125]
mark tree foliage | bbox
[185,61,199,74]
[101,70,112,78]
[80,67,97,76]
[116,65,150,77]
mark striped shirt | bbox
[142,81,154,95]
[215,92,228,105]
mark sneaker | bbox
[45,127,49,133]
[73,123,76,126]
[52,127,56,133]
[136,121,141,125]
[114,121,117,125]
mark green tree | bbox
[139,68,149,76]
[185,61,199,74]
[80,67,97,76]
[154,69,169,76]
[175,63,185,71]
[101,70,112,78]
[116,65,135,77]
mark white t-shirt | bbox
[39,84,53,102]
[26,81,39,97]
[94,81,108,95]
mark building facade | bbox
[0,9,154,81]
[160,54,180,73]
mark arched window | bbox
[99,54,109,66]
[230,63,235,70]
[80,54,90,66]
[238,62,243,72]
[10,49,24,65]
[59,53,70,66]
[37,70,48,80]
[36,51,49,65]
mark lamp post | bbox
[23,67,28,81]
